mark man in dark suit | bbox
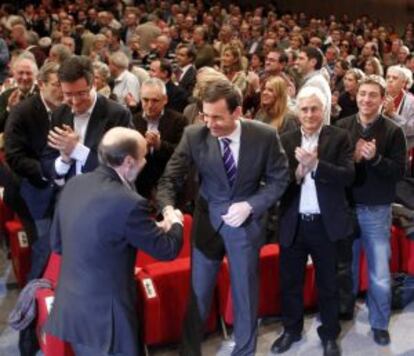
[42,55,132,184]
[271,86,354,356]
[45,127,184,356]
[5,61,62,356]
[149,59,188,113]
[157,80,289,355]
[133,78,187,200]
[175,43,197,96]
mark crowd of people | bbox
[0,1,413,356]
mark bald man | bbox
[45,127,184,356]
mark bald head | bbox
[99,127,147,168]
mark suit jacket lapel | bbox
[317,126,330,158]
[205,132,230,190]
[84,95,106,147]
[234,120,250,188]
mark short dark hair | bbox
[301,46,324,70]
[176,43,196,62]
[58,55,94,86]
[269,48,288,64]
[202,80,241,113]
[98,133,139,167]
[158,58,173,78]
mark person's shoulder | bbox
[335,114,357,128]
[242,118,276,135]
[164,108,187,122]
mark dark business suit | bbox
[45,165,183,356]
[279,125,354,341]
[165,80,188,113]
[157,120,289,355]
[133,108,187,199]
[42,95,132,182]
[4,93,56,356]
[178,65,197,96]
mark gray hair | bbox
[141,78,167,96]
[38,61,60,82]
[12,52,39,76]
[92,61,111,82]
[49,44,72,64]
[387,65,413,89]
[296,86,327,112]
[109,51,130,70]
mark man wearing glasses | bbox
[42,55,132,185]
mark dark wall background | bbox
[275,0,414,31]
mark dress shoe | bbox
[322,340,341,356]
[372,328,390,346]
[270,332,301,353]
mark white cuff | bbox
[55,157,71,176]
[70,142,90,166]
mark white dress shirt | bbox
[54,92,98,177]
[218,120,241,167]
[298,128,321,214]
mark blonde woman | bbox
[183,67,228,124]
[220,43,248,96]
[256,76,298,134]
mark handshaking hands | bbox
[157,205,184,232]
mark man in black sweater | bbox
[336,75,406,346]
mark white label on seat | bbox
[142,278,157,299]
[307,255,313,266]
[45,296,55,313]
[17,231,29,248]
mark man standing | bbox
[295,47,331,124]
[133,78,187,200]
[108,51,140,108]
[336,75,406,346]
[271,87,354,356]
[175,43,197,96]
[157,80,289,355]
[5,61,63,356]
[42,55,132,184]
[45,127,184,356]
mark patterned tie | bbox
[221,138,237,186]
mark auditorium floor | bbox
[0,245,413,356]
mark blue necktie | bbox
[221,138,237,186]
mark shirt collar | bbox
[300,124,323,140]
[219,120,241,143]
[72,90,97,117]
[114,70,127,83]
[39,93,53,115]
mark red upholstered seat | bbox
[5,220,30,287]
[217,244,317,325]
[396,225,414,274]
[35,253,74,356]
[136,215,218,346]
[135,214,193,273]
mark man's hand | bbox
[295,163,312,183]
[354,138,366,162]
[124,92,137,107]
[383,96,396,117]
[295,147,318,170]
[7,89,22,111]
[361,139,377,160]
[48,124,80,157]
[145,130,161,150]
[162,205,184,227]
[222,201,252,228]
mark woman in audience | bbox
[220,43,248,96]
[364,56,384,76]
[255,76,298,134]
[92,61,111,98]
[183,67,228,124]
[336,68,365,121]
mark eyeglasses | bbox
[62,88,91,100]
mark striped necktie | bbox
[221,138,237,186]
